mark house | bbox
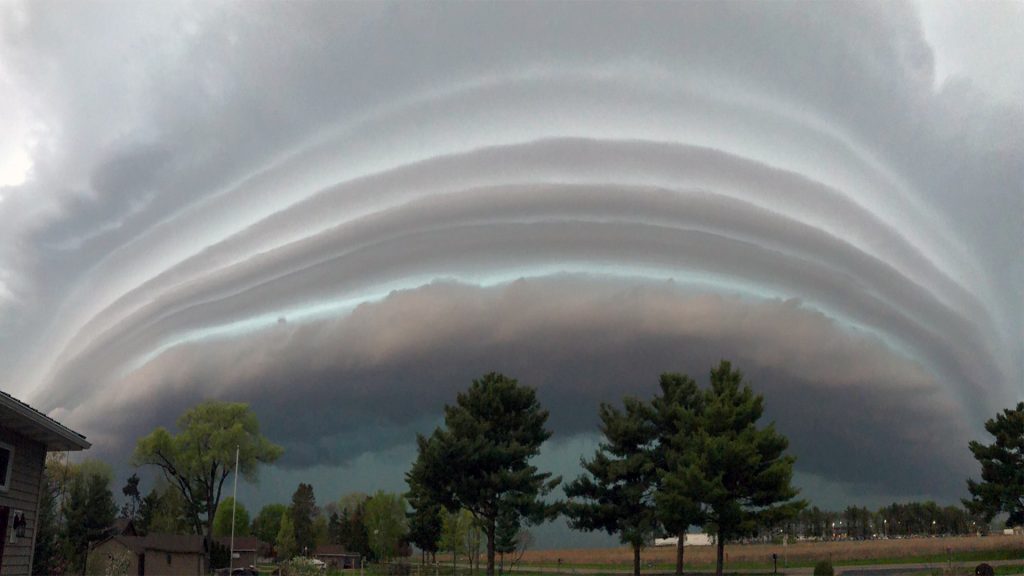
[214,535,263,569]
[0,390,91,575]
[89,534,206,576]
[314,544,362,569]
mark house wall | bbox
[233,549,257,568]
[89,539,141,576]
[143,548,205,576]
[0,426,46,576]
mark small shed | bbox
[89,534,206,576]
[215,535,263,569]
[0,390,91,575]
[314,544,362,569]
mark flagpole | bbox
[230,445,239,572]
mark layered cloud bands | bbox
[0,1,1020,507]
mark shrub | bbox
[813,560,834,576]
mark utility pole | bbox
[229,445,239,573]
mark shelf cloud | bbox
[0,1,1019,511]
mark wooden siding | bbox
[89,539,141,576]
[0,426,46,576]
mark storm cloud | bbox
[0,1,1020,519]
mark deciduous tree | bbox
[212,497,251,537]
[364,491,409,562]
[252,504,288,548]
[132,401,283,567]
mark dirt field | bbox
[518,535,1024,567]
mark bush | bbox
[281,557,324,576]
[813,560,834,576]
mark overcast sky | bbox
[0,0,1021,546]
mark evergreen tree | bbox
[406,372,561,576]
[63,462,117,572]
[290,483,318,556]
[683,361,802,576]
[407,480,443,564]
[32,460,62,575]
[650,373,707,576]
[965,402,1024,526]
[565,397,658,576]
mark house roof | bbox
[214,536,262,551]
[100,534,206,555]
[314,544,360,557]
[0,390,90,451]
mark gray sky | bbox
[0,1,1021,545]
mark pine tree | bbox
[650,373,706,576]
[683,361,802,576]
[565,397,659,576]
[290,483,317,556]
[406,372,560,576]
[965,402,1024,526]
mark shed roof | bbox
[314,544,360,557]
[0,390,90,451]
[99,534,206,555]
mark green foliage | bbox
[281,556,323,576]
[813,560,835,576]
[682,361,802,576]
[290,483,318,555]
[406,481,444,558]
[651,373,706,535]
[120,473,142,521]
[364,491,409,562]
[213,496,251,537]
[406,372,561,576]
[32,456,64,575]
[965,402,1024,526]
[313,513,330,547]
[330,493,372,557]
[139,483,191,535]
[210,539,231,570]
[565,397,658,576]
[131,400,283,547]
[277,512,299,560]
[252,503,288,547]
[64,460,118,572]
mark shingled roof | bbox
[0,390,90,451]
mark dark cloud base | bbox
[68,277,972,503]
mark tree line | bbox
[405,362,803,576]
[30,364,1024,576]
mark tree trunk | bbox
[715,531,725,576]
[486,517,497,576]
[675,532,685,576]
[632,543,641,576]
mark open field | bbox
[516,535,1024,570]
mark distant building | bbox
[653,533,714,547]
[89,534,206,576]
[0,390,91,575]
[215,535,264,569]
[314,544,362,569]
